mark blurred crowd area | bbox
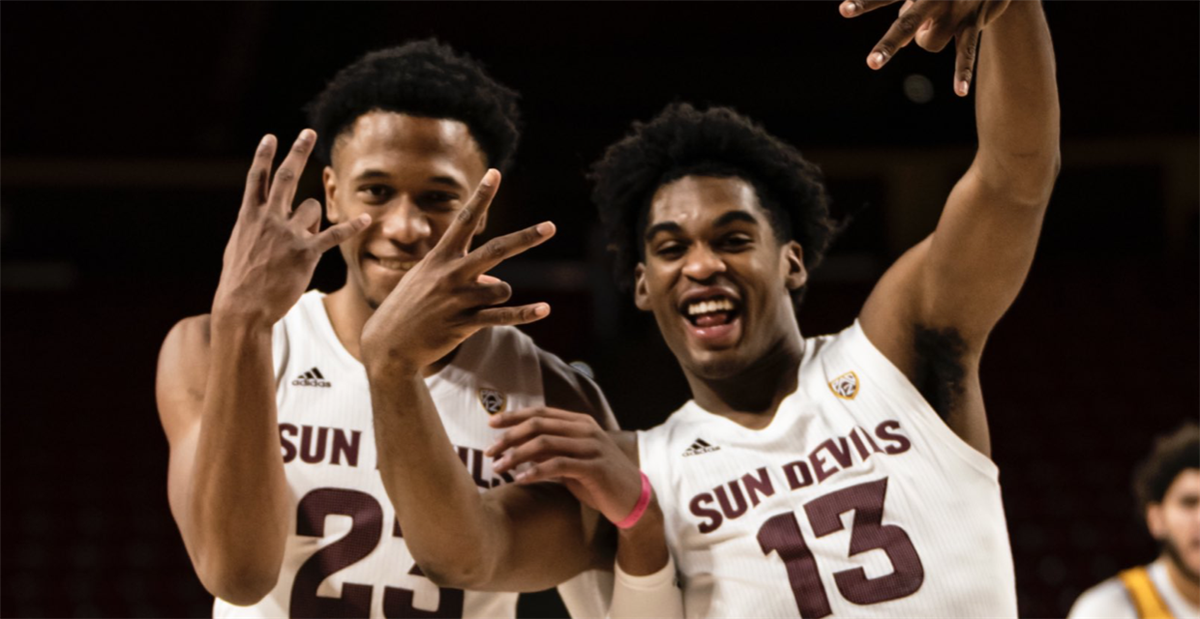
[2,3,1196,617]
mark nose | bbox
[681,244,726,282]
[379,197,431,245]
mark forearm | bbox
[975,0,1060,197]
[612,504,682,619]
[616,499,670,576]
[188,317,289,601]
[370,370,501,586]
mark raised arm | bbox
[853,0,1060,454]
[362,170,618,591]
[155,131,369,604]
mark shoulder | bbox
[536,347,618,431]
[156,314,213,441]
[1067,576,1136,619]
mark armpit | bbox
[912,324,967,422]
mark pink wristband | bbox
[615,471,653,530]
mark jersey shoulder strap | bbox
[1118,566,1174,619]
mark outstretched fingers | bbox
[954,25,982,96]
[313,214,372,254]
[485,412,595,458]
[242,134,277,208]
[472,303,551,328]
[437,168,501,258]
[867,1,933,68]
[464,221,556,275]
[839,0,901,18]
[267,129,317,215]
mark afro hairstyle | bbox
[305,39,520,172]
[1133,423,1200,514]
[590,103,839,299]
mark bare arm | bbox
[156,131,369,604]
[364,169,617,590]
[854,0,1060,454]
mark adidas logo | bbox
[292,367,331,388]
[683,438,720,457]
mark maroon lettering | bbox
[783,461,814,490]
[758,512,832,618]
[875,420,912,455]
[280,423,299,463]
[809,450,837,483]
[690,493,723,534]
[291,489,381,617]
[860,426,885,453]
[849,429,872,460]
[819,438,854,469]
[715,482,749,520]
[743,467,776,508]
[383,527,464,618]
[469,448,489,489]
[300,426,329,464]
[330,429,361,467]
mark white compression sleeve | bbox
[608,554,684,619]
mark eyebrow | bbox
[352,170,465,190]
[643,210,760,242]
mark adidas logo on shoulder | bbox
[292,367,331,388]
[683,438,720,457]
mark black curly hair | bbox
[590,103,839,300]
[1133,423,1200,514]
[305,39,520,172]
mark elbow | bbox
[410,550,498,590]
[196,554,282,606]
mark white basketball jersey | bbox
[214,290,561,618]
[638,320,1017,618]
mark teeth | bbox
[377,258,417,270]
[686,298,735,316]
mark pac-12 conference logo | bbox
[478,388,506,414]
[828,371,859,400]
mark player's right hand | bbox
[359,169,555,378]
[211,130,370,329]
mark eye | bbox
[358,185,393,203]
[419,192,459,211]
[720,234,753,251]
[653,241,687,259]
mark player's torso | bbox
[639,321,1017,619]
[215,291,542,619]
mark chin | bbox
[684,350,751,381]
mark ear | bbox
[782,240,807,291]
[322,166,340,224]
[634,263,651,311]
[1146,502,1167,540]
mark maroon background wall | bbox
[2,2,1197,617]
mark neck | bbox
[685,323,805,427]
[323,285,454,377]
[1161,553,1200,606]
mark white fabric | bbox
[638,320,1017,618]
[215,290,602,618]
[1068,558,1200,619]
[609,555,684,619]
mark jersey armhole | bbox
[847,320,1000,480]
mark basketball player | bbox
[480,0,1061,616]
[155,40,618,618]
[1068,424,1200,618]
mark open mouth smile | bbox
[678,289,743,345]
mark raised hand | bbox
[487,407,643,527]
[359,169,555,377]
[840,0,1011,96]
[212,130,371,327]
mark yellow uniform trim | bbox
[1118,566,1174,619]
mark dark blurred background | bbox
[2,2,1196,617]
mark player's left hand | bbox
[841,0,1011,96]
[487,407,644,527]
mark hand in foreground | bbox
[359,169,555,377]
[212,130,371,327]
[487,407,643,527]
[841,0,1011,96]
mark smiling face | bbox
[634,175,807,381]
[1148,469,1200,581]
[324,111,487,309]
